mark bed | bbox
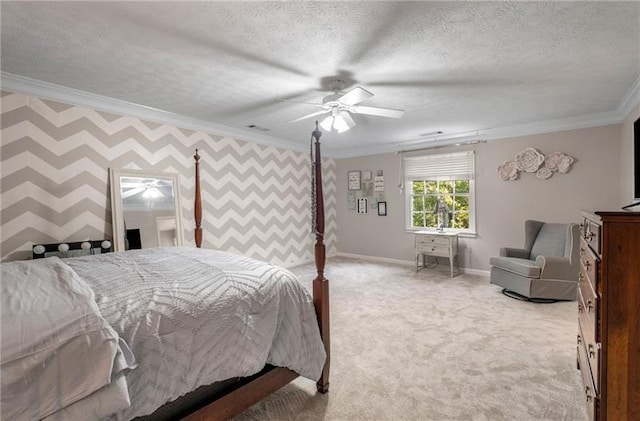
[1,125,330,420]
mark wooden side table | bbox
[415,231,459,277]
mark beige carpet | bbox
[233,257,587,421]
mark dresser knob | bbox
[578,303,584,313]
[587,300,594,312]
[585,386,592,401]
[577,334,582,345]
[588,343,596,358]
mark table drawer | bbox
[579,238,599,291]
[416,235,451,246]
[416,244,450,257]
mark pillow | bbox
[1,257,136,420]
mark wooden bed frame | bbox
[182,127,330,420]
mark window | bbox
[404,151,475,233]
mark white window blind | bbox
[404,151,475,181]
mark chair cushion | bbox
[489,256,541,278]
[530,223,567,260]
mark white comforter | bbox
[65,247,326,420]
[1,258,136,421]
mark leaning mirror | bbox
[109,168,183,252]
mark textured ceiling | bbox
[2,1,639,156]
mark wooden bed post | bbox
[194,149,203,248]
[180,136,329,421]
[311,123,330,394]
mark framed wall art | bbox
[347,191,356,210]
[348,171,361,190]
[357,197,368,214]
[377,201,387,216]
[374,175,384,192]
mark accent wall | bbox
[0,91,337,265]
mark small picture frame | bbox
[347,191,356,210]
[357,197,368,214]
[374,175,384,192]
[362,170,372,181]
[377,201,387,216]
[348,171,361,190]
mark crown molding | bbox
[333,110,622,158]
[2,71,638,159]
[618,73,640,118]
[334,74,640,158]
[0,72,308,154]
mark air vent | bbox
[419,131,443,137]
[246,124,270,132]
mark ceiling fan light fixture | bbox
[143,187,163,199]
[319,115,334,131]
[334,112,355,133]
[333,115,348,132]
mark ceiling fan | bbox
[287,80,404,133]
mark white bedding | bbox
[65,247,326,420]
[1,258,136,421]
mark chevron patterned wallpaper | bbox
[0,91,337,266]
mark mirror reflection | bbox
[110,169,183,252]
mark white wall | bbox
[336,124,621,271]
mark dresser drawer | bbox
[578,287,600,389]
[578,264,598,326]
[582,218,601,255]
[416,235,451,246]
[577,333,597,421]
[416,244,451,257]
[579,238,599,291]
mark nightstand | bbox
[415,231,459,277]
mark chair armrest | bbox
[535,255,576,280]
[500,247,530,258]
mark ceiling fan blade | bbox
[340,111,356,128]
[287,109,329,124]
[338,86,374,106]
[351,105,404,119]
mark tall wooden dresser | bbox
[577,210,640,421]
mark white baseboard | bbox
[283,250,339,269]
[335,252,415,267]
[335,251,490,277]
[461,268,490,277]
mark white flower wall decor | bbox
[497,160,519,181]
[498,148,575,181]
[515,148,545,173]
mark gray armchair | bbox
[490,220,580,301]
